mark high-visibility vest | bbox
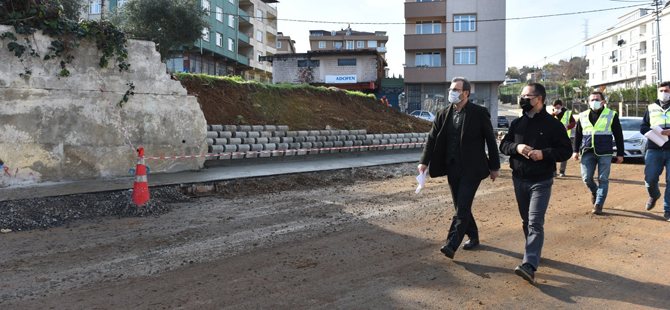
[648,103,670,128]
[555,110,573,137]
[579,108,616,156]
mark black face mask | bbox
[519,97,534,112]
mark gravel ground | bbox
[0,163,417,233]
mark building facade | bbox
[584,7,669,90]
[84,0,278,82]
[271,50,386,90]
[276,32,296,54]
[403,0,506,115]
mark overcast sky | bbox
[276,0,655,77]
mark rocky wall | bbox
[0,25,206,185]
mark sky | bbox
[276,0,657,77]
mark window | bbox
[298,60,320,67]
[338,59,356,66]
[256,30,263,42]
[416,0,442,2]
[202,0,210,16]
[216,32,223,47]
[228,38,234,51]
[415,52,441,67]
[334,42,343,50]
[310,31,323,36]
[166,55,184,73]
[416,21,441,34]
[612,66,618,75]
[367,40,377,48]
[216,7,223,22]
[117,0,128,7]
[621,49,626,60]
[256,9,263,21]
[454,15,476,32]
[277,41,282,48]
[204,58,215,75]
[357,41,364,48]
[454,48,476,64]
[602,56,605,66]
[191,54,202,73]
[229,0,234,3]
[346,41,354,50]
[228,15,235,28]
[90,0,101,14]
[602,70,607,80]
[202,28,210,42]
[319,41,326,48]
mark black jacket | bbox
[572,108,625,154]
[420,101,500,180]
[499,107,572,182]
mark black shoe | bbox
[462,238,480,250]
[514,264,535,283]
[592,204,603,215]
[440,245,455,259]
[646,197,658,211]
[558,172,566,177]
[664,211,670,221]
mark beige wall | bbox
[273,54,381,84]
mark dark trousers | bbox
[445,163,482,251]
[512,177,553,271]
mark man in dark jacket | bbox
[499,82,572,283]
[418,77,500,260]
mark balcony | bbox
[237,54,249,66]
[404,34,446,50]
[405,1,446,19]
[238,32,250,44]
[239,10,250,23]
[377,47,387,53]
[404,66,446,83]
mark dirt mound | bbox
[177,76,432,134]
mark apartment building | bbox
[308,27,389,60]
[84,0,278,82]
[403,0,505,114]
[276,32,296,54]
[584,7,669,90]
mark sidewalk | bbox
[0,151,422,202]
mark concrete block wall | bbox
[0,25,207,185]
[204,124,428,160]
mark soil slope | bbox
[178,77,432,134]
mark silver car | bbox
[614,116,646,158]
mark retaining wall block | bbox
[223,125,237,131]
[272,131,287,137]
[228,138,242,145]
[251,125,264,131]
[277,125,290,131]
[247,131,261,138]
[242,138,255,144]
[263,125,277,131]
[255,137,269,144]
[218,131,233,139]
[237,125,252,131]
[207,131,218,139]
[232,132,248,138]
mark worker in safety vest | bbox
[551,99,576,177]
[640,81,670,221]
[572,91,624,215]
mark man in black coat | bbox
[418,77,500,260]
[499,82,572,283]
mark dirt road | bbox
[2,161,669,309]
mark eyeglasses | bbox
[519,94,538,99]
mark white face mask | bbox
[448,91,461,104]
[589,101,602,110]
[659,92,670,103]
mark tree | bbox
[58,0,84,20]
[506,66,521,80]
[112,0,209,61]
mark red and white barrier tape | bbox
[142,142,426,160]
[101,88,136,152]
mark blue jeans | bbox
[644,148,670,212]
[513,177,553,271]
[580,152,612,206]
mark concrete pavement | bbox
[0,150,423,202]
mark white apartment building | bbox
[585,6,670,90]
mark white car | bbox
[410,110,435,122]
[614,116,646,158]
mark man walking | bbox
[640,81,670,221]
[499,83,572,283]
[572,91,624,215]
[418,77,500,260]
[551,99,576,176]
[398,91,406,113]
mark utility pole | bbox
[655,0,662,83]
[583,19,589,57]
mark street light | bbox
[636,48,639,117]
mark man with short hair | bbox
[419,77,500,260]
[398,91,406,113]
[572,91,624,215]
[551,99,576,176]
[500,82,572,283]
[640,81,670,221]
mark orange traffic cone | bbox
[132,147,150,206]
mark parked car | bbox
[410,110,435,122]
[614,116,646,158]
[503,79,520,85]
[497,115,510,128]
